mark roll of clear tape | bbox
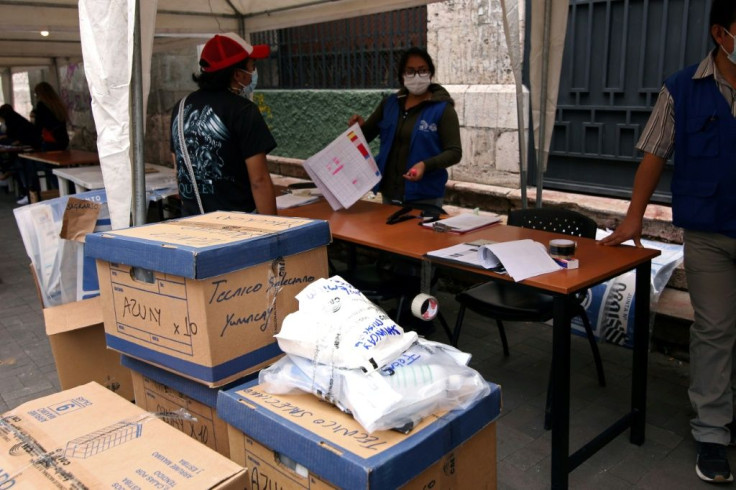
[411,293,439,321]
[549,238,576,259]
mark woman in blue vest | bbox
[348,47,462,208]
[601,0,736,482]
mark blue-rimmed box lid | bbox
[217,380,501,489]
[121,355,258,408]
[85,211,331,279]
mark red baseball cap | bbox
[199,32,270,72]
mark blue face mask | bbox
[722,29,736,65]
[237,68,258,98]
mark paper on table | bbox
[479,239,561,281]
[421,213,501,233]
[426,242,486,268]
[302,124,381,210]
[276,193,321,209]
[426,240,507,273]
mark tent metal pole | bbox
[131,0,146,226]
[49,58,61,94]
[0,68,12,105]
[536,0,552,208]
[516,91,527,209]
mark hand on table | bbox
[598,216,644,247]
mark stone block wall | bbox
[445,84,527,189]
[428,0,527,190]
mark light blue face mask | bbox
[238,68,258,98]
[722,29,736,65]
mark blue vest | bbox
[665,64,736,237]
[375,94,448,201]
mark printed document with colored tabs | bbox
[302,124,381,210]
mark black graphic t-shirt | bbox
[170,89,276,215]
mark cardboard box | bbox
[0,382,247,489]
[43,296,134,401]
[217,380,502,489]
[85,212,331,387]
[15,188,111,307]
[123,355,256,458]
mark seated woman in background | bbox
[33,82,69,151]
[0,104,42,148]
[12,82,72,204]
[0,104,41,195]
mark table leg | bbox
[631,260,651,444]
[420,260,432,295]
[57,177,70,196]
[551,294,572,489]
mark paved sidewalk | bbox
[0,191,61,413]
[0,189,717,488]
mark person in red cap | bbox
[170,32,277,216]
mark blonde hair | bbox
[34,82,68,123]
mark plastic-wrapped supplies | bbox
[275,276,418,373]
[261,339,490,433]
[263,276,490,433]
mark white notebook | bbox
[276,193,320,209]
[421,213,501,233]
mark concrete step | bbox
[652,287,692,360]
[657,287,693,323]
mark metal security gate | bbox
[540,0,712,203]
[252,7,427,89]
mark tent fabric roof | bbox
[0,0,432,68]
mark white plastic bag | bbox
[275,276,418,372]
[581,230,685,346]
[260,338,490,433]
[13,189,110,306]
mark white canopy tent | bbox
[0,0,569,226]
[0,0,438,68]
[500,0,569,208]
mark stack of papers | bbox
[302,124,381,210]
[478,239,561,281]
[425,240,502,272]
[421,213,500,233]
[426,239,562,281]
[276,193,321,209]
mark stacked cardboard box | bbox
[217,380,502,489]
[82,211,330,455]
[0,382,247,489]
[44,296,134,401]
[121,355,256,458]
[85,211,331,387]
[14,190,137,399]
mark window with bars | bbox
[251,6,427,89]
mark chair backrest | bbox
[507,207,597,239]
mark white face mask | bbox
[236,68,258,98]
[722,29,736,65]
[403,73,431,96]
